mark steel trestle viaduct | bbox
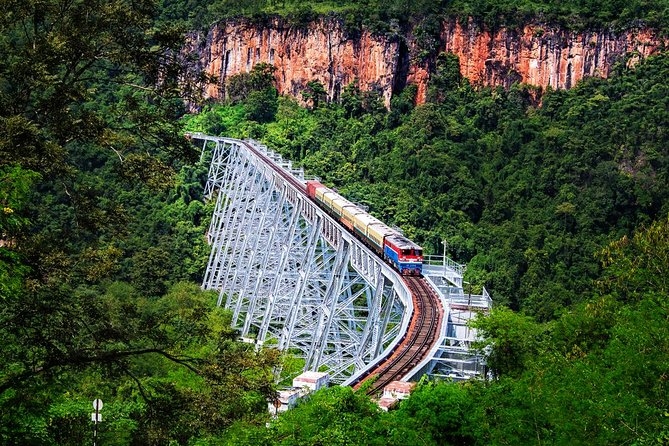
[193,134,491,387]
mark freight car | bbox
[306,180,423,275]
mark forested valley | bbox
[1,0,669,444]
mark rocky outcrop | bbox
[194,18,400,107]
[412,21,665,102]
[190,17,667,106]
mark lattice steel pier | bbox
[191,134,489,384]
[195,135,413,383]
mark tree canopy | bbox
[2,0,669,443]
[159,0,669,34]
[0,1,280,443]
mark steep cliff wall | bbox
[192,17,666,106]
[412,21,664,102]
[195,18,400,106]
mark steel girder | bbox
[193,135,412,383]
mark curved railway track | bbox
[195,136,444,390]
[352,276,443,395]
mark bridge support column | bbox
[306,240,351,372]
[278,214,322,350]
[256,194,303,341]
[196,136,418,384]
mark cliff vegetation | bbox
[160,0,669,33]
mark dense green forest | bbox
[183,51,669,444]
[2,0,669,444]
[0,0,280,443]
[186,53,669,319]
[160,0,669,33]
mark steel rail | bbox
[192,134,443,387]
[352,276,443,395]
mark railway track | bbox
[352,276,443,395]
[240,139,307,193]
[194,136,444,389]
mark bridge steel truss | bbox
[194,135,413,383]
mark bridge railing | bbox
[192,134,416,383]
[422,255,466,277]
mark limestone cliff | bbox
[190,17,666,106]
[192,18,399,107]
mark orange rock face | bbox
[196,18,399,107]
[191,17,666,106]
[436,21,665,91]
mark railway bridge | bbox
[191,134,491,386]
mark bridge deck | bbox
[190,134,485,385]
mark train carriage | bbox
[341,205,364,231]
[323,191,343,217]
[330,196,347,218]
[353,213,391,251]
[368,222,394,252]
[306,180,423,276]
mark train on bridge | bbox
[306,180,424,276]
[191,134,448,389]
[305,180,442,393]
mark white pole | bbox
[442,239,447,272]
[92,399,103,446]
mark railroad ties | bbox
[352,276,443,396]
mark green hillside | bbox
[1,0,668,444]
[161,0,669,32]
[183,48,669,445]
